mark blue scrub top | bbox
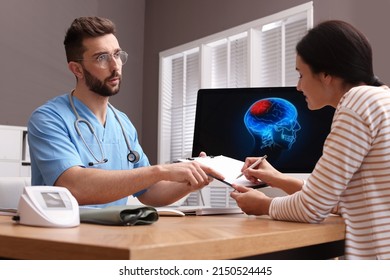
[27,94,149,208]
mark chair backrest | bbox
[0,177,31,209]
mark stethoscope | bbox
[68,92,140,166]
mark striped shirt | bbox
[269,85,390,259]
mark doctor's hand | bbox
[163,161,224,191]
[230,184,272,216]
[198,151,207,157]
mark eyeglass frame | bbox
[75,50,128,69]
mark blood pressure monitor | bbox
[17,186,80,228]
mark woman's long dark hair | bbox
[296,20,383,86]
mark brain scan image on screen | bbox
[244,97,301,158]
[192,87,334,172]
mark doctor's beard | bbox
[83,67,122,97]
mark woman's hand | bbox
[240,157,304,194]
[241,157,282,186]
[230,184,272,216]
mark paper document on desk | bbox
[179,155,267,188]
[157,206,243,216]
[0,208,17,216]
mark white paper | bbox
[179,155,266,187]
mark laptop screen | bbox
[192,87,335,173]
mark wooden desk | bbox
[0,214,345,260]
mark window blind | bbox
[167,50,200,161]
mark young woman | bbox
[231,20,390,260]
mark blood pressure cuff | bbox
[79,205,159,226]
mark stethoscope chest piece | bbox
[127,150,140,163]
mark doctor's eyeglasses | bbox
[77,50,128,69]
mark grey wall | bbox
[1,0,389,165]
[0,0,145,136]
[143,0,390,164]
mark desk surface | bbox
[0,214,345,260]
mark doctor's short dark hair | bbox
[63,16,116,63]
[296,20,383,87]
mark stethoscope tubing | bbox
[68,93,140,165]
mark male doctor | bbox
[28,16,222,208]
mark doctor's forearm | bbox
[55,165,165,205]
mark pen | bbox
[236,155,268,179]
